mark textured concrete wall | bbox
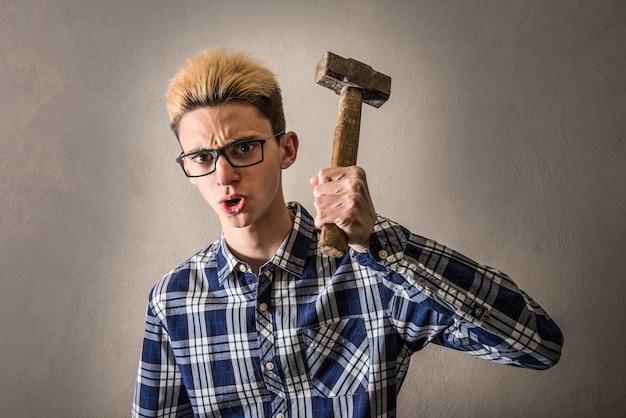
[1,1,624,416]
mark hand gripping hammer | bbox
[315,51,392,257]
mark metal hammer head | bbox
[315,51,391,108]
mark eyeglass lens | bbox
[181,140,264,177]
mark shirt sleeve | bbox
[355,215,563,370]
[132,294,193,417]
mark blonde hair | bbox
[166,47,285,136]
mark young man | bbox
[133,48,563,417]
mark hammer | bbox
[315,51,391,257]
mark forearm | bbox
[356,215,563,369]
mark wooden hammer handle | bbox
[319,86,363,257]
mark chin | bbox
[222,213,254,229]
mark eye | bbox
[191,152,214,165]
[233,141,255,155]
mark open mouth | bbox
[226,198,241,207]
[221,196,246,214]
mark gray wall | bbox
[1,1,624,417]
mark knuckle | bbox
[318,168,332,183]
[345,177,358,189]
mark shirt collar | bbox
[213,201,316,286]
[268,201,316,277]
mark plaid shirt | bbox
[133,202,562,417]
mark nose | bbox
[213,154,239,186]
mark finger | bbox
[317,167,349,184]
[314,207,345,229]
[313,178,344,198]
[315,193,344,210]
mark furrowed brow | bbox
[230,135,262,143]
[183,147,214,156]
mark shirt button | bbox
[239,264,247,272]
[265,362,275,371]
[378,249,389,260]
[276,414,285,418]
[259,302,268,312]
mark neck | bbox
[223,204,294,274]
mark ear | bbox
[280,131,299,169]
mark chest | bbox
[162,259,409,414]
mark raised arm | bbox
[358,217,563,369]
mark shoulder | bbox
[148,241,221,307]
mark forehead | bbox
[177,103,272,151]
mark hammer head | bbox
[315,51,391,108]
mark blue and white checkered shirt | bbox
[133,202,562,417]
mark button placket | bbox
[255,269,278,392]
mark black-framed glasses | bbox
[176,131,285,178]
